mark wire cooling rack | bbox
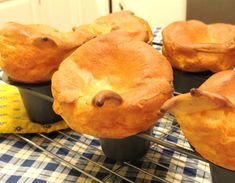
[0,113,211,183]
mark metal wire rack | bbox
[6,113,211,183]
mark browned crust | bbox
[92,90,123,107]
[160,88,234,114]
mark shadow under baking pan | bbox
[2,73,62,124]
[173,69,213,93]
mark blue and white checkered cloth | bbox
[0,28,211,183]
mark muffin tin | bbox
[210,164,235,183]
[173,69,213,93]
[100,129,152,161]
[2,73,62,124]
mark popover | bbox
[162,20,235,72]
[52,32,173,138]
[0,22,95,83]
[161,70,235,170]
[73,11,153,44]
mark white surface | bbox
[0,0,109,31]
[31,0,84,31]
[112,0,186,28]
[0,0,34,24]
[80,0,109,24]
[0,0,186,30]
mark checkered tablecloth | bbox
[0,28,211,183]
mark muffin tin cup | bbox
[210,163,235,183]
[100,129,152,161]
[173,69,213,93]
[2,73,62,124]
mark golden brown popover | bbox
[0,22,95,83]
[160,70,235,170]
[73,11,153,44]
[52,32,173,138]
[162,20,235,72]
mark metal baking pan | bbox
[173,69,213,93]
[2,73,62,124]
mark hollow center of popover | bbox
[172,21,235,44]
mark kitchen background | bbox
[1,0,234,31]
[0,0,186,31]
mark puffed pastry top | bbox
[52,32,173,138]
[0,22,95,83]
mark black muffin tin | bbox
[100,129,152,161]
[2,73,62,124]
[173,69,213,93]
[210,164,235,183]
